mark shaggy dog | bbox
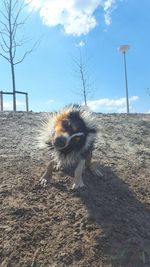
[38,104,101,189]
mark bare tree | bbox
[73,48,91,106]
[146,88,150,97]
[0,0,34,111]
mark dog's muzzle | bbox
[54,136,67,149]
[54,132,84,150]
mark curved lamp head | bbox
[118,45,130,53]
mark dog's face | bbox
[52,110,87,151]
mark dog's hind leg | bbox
[85,150,92,169]
[86,150,103,177]
[40,160,54,187]
[72,159,85,189]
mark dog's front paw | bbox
[39,176,48,187]
[72,181,85,190]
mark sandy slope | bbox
[0,112,150,267]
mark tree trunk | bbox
[8,0,16,111]
[80,68,87,106]
[11,62,16,111]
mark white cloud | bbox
[3,100,25,111]
[26,0,42,10]
[3,102,13,110]
[26,0,119,36]
[87,96,139,113]
[103,0,116,25]
[75,41,85,47]
[45,99,55,106]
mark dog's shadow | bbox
[38,161,150,266]
[77,162,150,267]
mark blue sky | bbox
[0,0,150,113]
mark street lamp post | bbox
[118,45,130,114]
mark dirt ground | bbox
[0,111,150,267]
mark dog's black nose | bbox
[54,136,67,149]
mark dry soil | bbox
[0,112,150,267]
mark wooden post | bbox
[1,91,29,112]
[26,93,29,112]
[0,91,3,111]
[13,91,17,112]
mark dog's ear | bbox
[69,111,96,134]
[69,111,80,120]
[62,119,70,128]
[69,111,86,132]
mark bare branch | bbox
[14,48,33,65]
[146,88,150,97]
[11,0,18,12]
[12,40,16,58]
[72,47,92,105]
[0,28,9,37]
[0,0,37,111]
[72,57,81,69]
[0,19,9,32]
[11,2,24,35]
[0,43,9,53]
[0,0,37,65]
[14,39,39,65]
[3,0,10,15]
[0,52,10,62]
[0,9,9,21]
[0,32,9,49]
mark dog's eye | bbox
[72,137,81,142]
[62,119,70,129]
[75,137,80,141]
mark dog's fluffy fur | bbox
[38,104,98,189]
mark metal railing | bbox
[0,91,29,112]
